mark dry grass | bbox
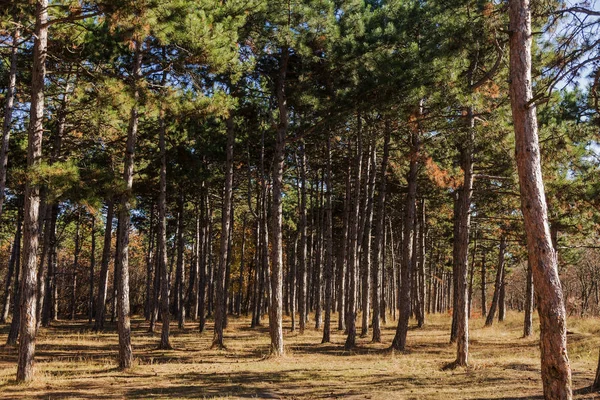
[0,311,599,399]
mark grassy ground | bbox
[0,311,599,399]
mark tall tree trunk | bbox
[498,260,506,322]
[372,123,390,343]
[485,235,506,327]
[198,188,209,332]
[237,215,247,316]
[88,217,96,323]
[6,205,23,345]
[338,150,351,332]
[213,115,234,348]
[0,27,19,218]
[467,231,477,319]
[391,109,420,352]
[16,0,48,381]
[509,1,572,396]
[416,199,426,328]
[38,80,69,330]
[524,259,533,337]
[158,99,171,349]
[361,144,376,337]
[94,199,114,331]
[114,43,142,369]
[345,115,363,351]
[268,47,288,357]
[1,224,20,323]
[322,136,334,343]
[176,192,186,329]
[455,106,475,366]
[298,144,308,334]
[188,207,200,320]
[481,253,487,318]
[145,205,155,321]
[71,211,81,320]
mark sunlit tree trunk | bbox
[372,122,390,343]
[94,199,114,332]
[0,27,19,218]
[16,0,48,381]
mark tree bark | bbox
[88,217,96,323]
[345,116,363,351]
[175,191,186,329]
[391,109,420,352]
[361,143,376,337]
[94,199,114,331]
[114,42,142,369]
[16,0,47,381]
[213,115,234,348]
[322,135,334,343]
[145,205,155,321]
[298,144,308,334]
[454,105,475,366]
[372,122,390,343]
[6,205,23,345]
[71,211,81,320]
[524,259,533,337]
[158,100,171,349]
[509,1,572,396]
[268,47,288,357]
[481,253,487,318]
[0,27,19,218]
[485,235,506,327]
[1,222,20,323]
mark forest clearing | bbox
[0,312,599,400]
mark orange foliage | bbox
[424,157,463,189]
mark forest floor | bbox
[0,311,599,399]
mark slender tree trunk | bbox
[237,215,247,316]
[6,205,23,345]
[145,205,155,321]
[481,253,487,318]
[176,192,186,329]
[16,0,48,381]
[524,259,533,337]
[94,199,114,331]
[498,260,506,322]
[88,218,96,323]
[158,99,171,350]
[509,1,572,396]
[485,235,506,327]
[213,115,234,348]
[345,116,363,351]
[416,199,426,328]
[455,106,475,366]
[372,123,390,343]
[298,144,308,334]
[391,109,420,352]
[224,203,234,326]
[338,151,351,332]
[114,43,142,370]
[322,135,334,343]
[188,208,200,320]
[361,144,376,337]
[1,228,19,323]
[467,231,477,319]
[268,47,288,357]
[71,211,81,320]
[0,27,19,218]
[198,188,209,332]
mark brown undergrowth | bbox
[0,312,599,399]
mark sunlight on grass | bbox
[0,311,598,399]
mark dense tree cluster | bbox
[1,0,599,397]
